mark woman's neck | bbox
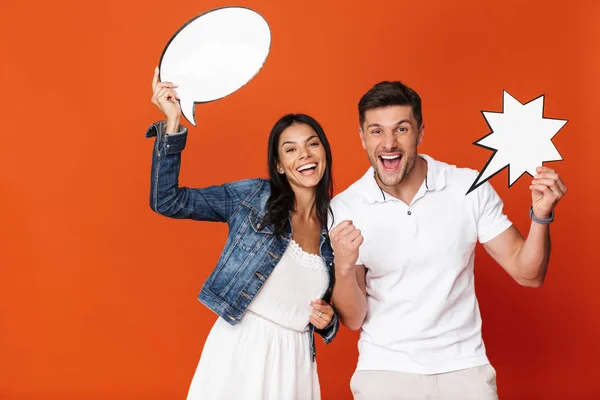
[292,186,318,222]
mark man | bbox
[329,81,566,399]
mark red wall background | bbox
[1,0,598,398]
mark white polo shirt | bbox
[330,154,512,375]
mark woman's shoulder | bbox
[224,178,269,192]
[225,178,271,207]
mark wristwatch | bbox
[529,206,554,224]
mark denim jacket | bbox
[146,121,339,361]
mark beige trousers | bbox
[350,364,498,400]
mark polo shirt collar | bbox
[421,154,447,192]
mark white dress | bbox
[186,240,329,400]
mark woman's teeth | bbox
[297,163,317,172]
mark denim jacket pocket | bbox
[237,206,272,253]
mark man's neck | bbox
[377,156,428,205]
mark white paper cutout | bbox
[159,7,271,126]
[466,91,567,195]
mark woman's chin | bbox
[290,175,323,190]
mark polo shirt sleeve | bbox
[476,181,513,243]
[329,197,364,266]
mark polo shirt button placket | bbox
[405,208,418,236]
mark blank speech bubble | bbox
[466,90,567,195]
[159,7,271,126]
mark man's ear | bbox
[417,124,425,146]
[359,127,366,150]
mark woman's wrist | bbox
[165,118,181,134]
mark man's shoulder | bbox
[428,156,478,182]
[329,178,368,230]
[424,156,481,194]
[332,176,369,208]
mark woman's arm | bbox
[147,68,260,223]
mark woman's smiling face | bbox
[277,123,326,191]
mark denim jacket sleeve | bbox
[146,121,261,223]
[315,309,340,344]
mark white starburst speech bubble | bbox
[466,91,567,195]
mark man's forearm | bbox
[331,269,368,331]
[514,221,551,287]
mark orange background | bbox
[1,0,598,399]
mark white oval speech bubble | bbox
[159,7,271,126]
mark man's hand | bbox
[530,166,567,219]
[330,220,363,275]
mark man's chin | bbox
[375,168,403,187]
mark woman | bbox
[147,68,339,399]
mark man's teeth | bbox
[381,155,400,160]
[297,163,317,172]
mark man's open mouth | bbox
[379,154,402,171]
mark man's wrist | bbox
[529,206,554,224]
